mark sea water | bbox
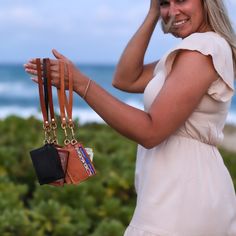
[0,64,235,125]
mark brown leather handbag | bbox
[57,61,96,185]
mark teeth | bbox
[173,20,187,26]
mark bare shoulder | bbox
[170,49,218,83]
[146,50,219,146]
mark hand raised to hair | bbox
[149,0,160,18]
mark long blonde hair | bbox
[203,0,236,77]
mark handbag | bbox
[57,61,96,185]
[30,59,64,185]
[43,58,69,186]
[30,58,68,185]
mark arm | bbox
[112,0,160,93]
[24,49,218,149]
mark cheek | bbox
[160,9,169,22]
[192,11,204,27]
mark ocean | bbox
[0,64,236,125]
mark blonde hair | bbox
[203,0,236,76]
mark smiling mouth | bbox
[172,19,189,28]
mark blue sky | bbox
[0,0,235,64]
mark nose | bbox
[168,3,180,17]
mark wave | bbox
[0,98,143,124]
[0,102,235,126]
[0,82,37,98]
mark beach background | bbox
[0,0,236,149]
[0,1,236,235]
[0,64,236,152]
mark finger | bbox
[48,59,58,65]
[31,77,39,83]
[25,68,38,76]
[52,49,68,60]
[29,58,41,64]
[50,65,60,73]
[51,72,60,79]
[50,63,59,69]
[24,62,37,70]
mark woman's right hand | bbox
[149,0,160,17]
[112,0,160,93]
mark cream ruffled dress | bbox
[124,32,236,236]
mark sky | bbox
[0,0,236,64]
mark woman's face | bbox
[160,0,210,38]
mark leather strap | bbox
[57,61,76,144]
[36,58,49,127]
[44,58,58,143]
[67,64,73,125]
[43,59,49,119]
[57,62,74,124]
[58,61,66,126]
[44,58,56,123]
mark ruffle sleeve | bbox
[156,32,235,102]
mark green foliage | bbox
[0,116,137,235]
[219,148,236,184]
[0,116,235,235]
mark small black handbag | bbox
[30,144,65,185]
[30,58,65,185]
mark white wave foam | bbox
[0,106,105,124]
[0,106,42,119]
[0,82,37,98]
[1,104,235,127]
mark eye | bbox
[159,0,170,7]
[176,0,186,3]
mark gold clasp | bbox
[51,119,58,144]
[68,120,77,145]
[61,123,70,145]
[43,121,51,144]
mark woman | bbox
[25,0,236,235]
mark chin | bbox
[170,30,193,39]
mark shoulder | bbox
[177,32,232,58]
[167,32,235,102]
[162,32,234,78]
[170,49,218,85]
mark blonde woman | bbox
[25,0,236,235]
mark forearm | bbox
[113,11,159,90]
[75,74,155,148]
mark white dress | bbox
[124,32,236,236]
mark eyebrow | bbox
[159,0,170,4]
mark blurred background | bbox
[0,1,236,235]
[0,0,235,124]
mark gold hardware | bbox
[68,120,74,128]
[50,120,58,144]
[68,123,78,145]
[71,139,78,145]
[64,138,70,145]
[61,123,70,145]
